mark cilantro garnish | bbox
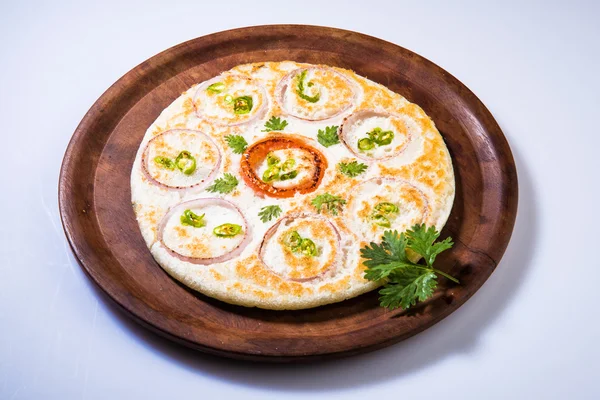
[317,125,340,147]
[338,160,368,177]
[258,205,282,223]
[224,135,248,154]
[311,193,346,215]
[262,116,289,132]
[206,173,238,194]
[361,224,458,310]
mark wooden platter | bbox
[59,25,518,362]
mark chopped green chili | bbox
[281,158,296,172]
[154,156,175,170]
[175,151,196,175]
[300,238,318,257]
[358,138,375,151]
[283,231,302,249]
[266,153,281,167]
[374,202,399,215]
[262,166,281,182]
[213,223,243,237]
[233,96,253,114]
[371,214,391,228]
[207,82,225,94]
[279,170,298,181]
[296,70,320,103]
[180,209,205,228]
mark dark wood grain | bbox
[58,25,518,362]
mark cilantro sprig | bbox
[317,126,340,147]
[311,193,346,215]
[206,173,238,194]
[258,205,282,223]
[361,224,458,310]
[262,116,288,132]
[338,160,368,177]
[224,135,248,154]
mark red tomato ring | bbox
[240,135,327,198]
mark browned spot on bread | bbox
[210,269,224,281]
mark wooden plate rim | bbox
[59,24,518,362]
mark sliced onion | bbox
[339,110,413,161]
[157,198,251,265]
[258,213,342,282]
[141,129,221,191]
[275,67,359,121]
[347,177,430,243]
[194,73,268,126]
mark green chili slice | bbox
[233,96,253,114]
[175,151,196,175]
[266,153,281,166]
[374,202,399,215]
[279,170,298,181]
[180,209,205,228]
[367,127,382,140]
[281,158,296,172]
[371,214,391,228]
[224,94,234,104]
[300,238,318,257]
[296,70,320,103]
[262,166,281,182]
[213,223,243,237]
[207,82,225,94]
[154,156,175,170]
[373,129,394,146]
[283,230,302,249]
[358,138,375,151]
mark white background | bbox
[1,0,599,399]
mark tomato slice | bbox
[240,135,327,198]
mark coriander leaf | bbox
[378,269,437,310]
[317,126,340,147]
[262,116,288,132]
[382,230,410,263]
[338,160,368,177]
[206,173,238,194]
[361,227,457,310]
[406,224,454,267]
[224,135,248,154]
[360,231,408,268]
[258,205,282,223]
[311,193,346,215]
[363,261,414,281]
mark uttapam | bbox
[130,61,455,310]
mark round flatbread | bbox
[130,61,455,310]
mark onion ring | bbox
[141,129,221,191]
[258,213,342,282]
[194,74,268,126]
[339,110,413,161]
[157,198,251,265]
[275,67,359,121]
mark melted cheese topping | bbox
[131,61,455,310]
